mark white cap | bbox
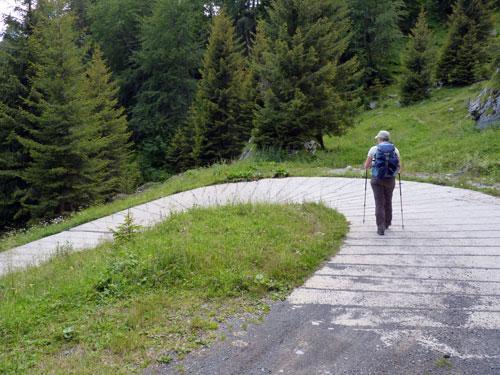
[375,130,390,141]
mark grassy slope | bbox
[0,161,333,252]
[324,83,500,184]
[0,12,498,374]
[1,82,499,252]
[0,203,347,373]
[2,4,500,253]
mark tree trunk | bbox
[315,133,325,149]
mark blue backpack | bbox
[372,143,399,179]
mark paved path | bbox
[1,177,499,374]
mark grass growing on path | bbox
[0,203,347,373]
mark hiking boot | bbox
[377,226,385,235]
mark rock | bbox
[369,101,377,110]
[304,140,320,155]
[239,147,254,161]
[468,88,500,129]
[136,182,159,193]
[112,193,129,201]
[239,138,255,160]
[231,340,248,348]
[448,107,454,112]
[233,331,247,337]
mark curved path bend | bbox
[1,177,499,374]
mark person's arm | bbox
[364,146,375,169]
[364,156,372,170]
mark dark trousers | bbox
[370,177,396,228]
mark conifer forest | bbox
[0,0,498,229]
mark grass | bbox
[0,14,497,374]
[323,83,500,185]
[435,357,453,370]
[1,83,499,253]
[0,161,331,253]
[0,203,348,373]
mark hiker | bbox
[364,130,401,235]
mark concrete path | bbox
[1,177,499,374]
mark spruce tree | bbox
[18,8,101,221]
[463,0,494,79]
[83,47,140,196]
[462,0,494,44]
[221,0,271,53]
[130,0,206,177]
[347,0,404,88]
[88,0,151,75]
[165,120,197,173]
[0,2,35,229]
[248,20,269,113]
[190,10,253,166]
[253,0,360,150]
[436,1,469,85]
[437,0,493,86]
[88,0,152,109]
[69,0,92,32]
[400,0,424,34]
[426,0,457,22]
[453,24,481,85]
[401,9,434,105]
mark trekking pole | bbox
[398,173,404,229]
[363,169,368,224]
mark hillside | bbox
[323,83,499,188]
[0,81,498,253]
[2,0,498,231]
[1,3,499,373]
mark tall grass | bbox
[0,203,347,373]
